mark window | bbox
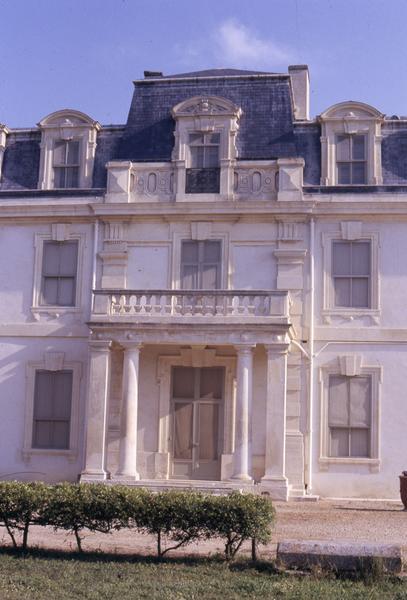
[40,240,78,306]
[336,134,366,184]
[328,375,371,458]
[332,240,371,308]
[32,370,73,450]
[189,133,220,168]
[181,240,221,289]
[53,140,80,188]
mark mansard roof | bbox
[158,68,278,79]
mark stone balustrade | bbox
[92,290,290,321]
[233,161,278,200]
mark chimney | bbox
[288,65,310,120]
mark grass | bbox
[0,549,406,600]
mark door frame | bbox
[156,347,236,480]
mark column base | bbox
[113,473,141,482]
[230,474,254,483]
[80,470,110,483]
[260,476,289,501]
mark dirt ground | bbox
[1,498,405,558]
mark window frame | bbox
[52,139,81,189]
[336,133,367,185]
[32,231,86,318]
[331,239,371,309]
[180,239,222,290]
[319,363,381,472]
[23,358,82,462]
[322,229,380,323]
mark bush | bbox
[0,481,50,550]
[0,482,275,559]
[203,492,275,559]
[41,483,132,552]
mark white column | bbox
[232,345,254,481]
[117,343,142,479]
[261,343,289,500]
[81,340,112,481]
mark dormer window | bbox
[336,134,366,184]
[53,140,80,188]
[171,95,242,200]
[38,109,100,190]
[319,102,383,186]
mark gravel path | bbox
[1,499,405,558]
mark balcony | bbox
[92,289,291,326]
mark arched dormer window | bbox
[318,101,384,186]
[38,109,100,190]
[171,96,242,199]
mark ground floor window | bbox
[32,370,73,449]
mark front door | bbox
[170,366,224,480]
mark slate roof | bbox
[119,70,297,162]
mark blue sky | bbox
[2,0,407,127]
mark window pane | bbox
[203,241,221,263]
[333,242,351,276]
[53,141,66,165]
[173,402,193,459]
[205,146,219,168]
[189,133,204,145]
[349,377,371,427]
[199,403,219,460]
[352,162,366,184]
[181,241,199,263]
[33,421,53,448]
[336,135,350,161]
[330,428,349,457]
[190,146,204,168]
[54,167,66,188]
[350,429,369,457]
[59,242,78,276]
[172,367,195,399]
[34,372,54,419]
[181,265,199,290]
[58,278,75,305]
[200,367,224,399]
[351,278,369,307]
[201,264,218,289]
[334,278,351,307]
[42,242,60,276]
[53,371,73,419]
[66,141,79,165]
[337,163,351,184]
[351,242,370,276]
[328,375,349,426]
[42,278,58,305]
[52,421,70,449]
[352,135,365,160]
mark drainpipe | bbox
[91,219,99,313]
[306,217,315,494]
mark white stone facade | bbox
[0,66,406,500]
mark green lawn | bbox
[0,551,406,600]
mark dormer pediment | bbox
[171,96,242,119]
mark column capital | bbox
[89,339,112,353]
[234,344,256,355]
[121,341,143,352]
[264,343,290,357]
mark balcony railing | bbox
[92,290,290,321]
[185,168,220,193]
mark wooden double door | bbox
[170,366,224,480]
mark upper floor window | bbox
[38,109,100,190]
[181,240,221,289]
[53,140,80,188]
[336,134,366,184]
[171,96,241,198]
[332,240,371,308]
[41,240,78,306]
[319,101,383,186]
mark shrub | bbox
[203,492,275,559]
[133,490,208,557]
[41,483,132,552]
[0,481,50,551]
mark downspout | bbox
[91,219,99,313]
[306,217,315,494]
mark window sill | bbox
[322,308,380,325]
[31,306,82,321]
[319,457,380,473]
[22,448,78,463]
